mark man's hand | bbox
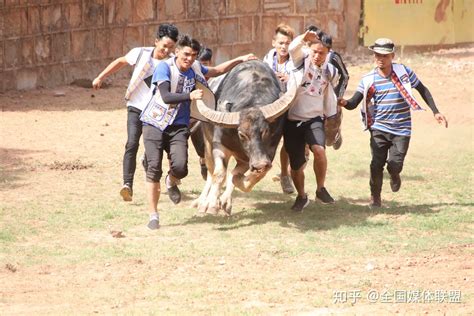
[240,53,258,62]
[302,30,319,43]
[434,113,448,128]
[92,77,102,90]
[337,98,347,108]
[190,89,203,101]
[276,72,289,83]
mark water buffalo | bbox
[191,60,296,215]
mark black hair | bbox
[157,23,179,42]
[177,35,201,52]
[306,24,320,33]
[198,47,213,62]
[306,24,325,39]
[320,33,333,49]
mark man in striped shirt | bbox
[338,38,448,208]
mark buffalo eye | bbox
[261,128,269,138]
[238,130,249,141]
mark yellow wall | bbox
[453,0,474,42]
[363,0,474,46]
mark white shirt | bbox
[125,47,168,111]
[287,37,339,121]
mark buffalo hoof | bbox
[190,198,200,209]
[219,196,232,215]
[198,204,208,214]
[222,206,232,216]
[206,206,219,216]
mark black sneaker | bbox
[369,194,382,208]
[147,213,160,230]
[165,175,182,204]
[167,184,181,204]
[120,183,133,202]
[390,172,401,192]
[316,187,335,204]
[291,194,309,212]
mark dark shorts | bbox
[283,117,325,170]
[143,124,190,182]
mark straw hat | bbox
[368,38,395,54]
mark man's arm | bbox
[157,81,202,105]
[338,91,363,110]
[205,54,257,78]
[330,52,349,98]
[92,57,129,89]
[289,30,318,68]
[414,81,448,128]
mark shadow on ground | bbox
[350,169,425,181]
[176,188,471,233]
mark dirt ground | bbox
[1,47,473,314]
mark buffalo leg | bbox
[199,147,229,215]
[232,158,269,193]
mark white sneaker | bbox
[147,213,160,230]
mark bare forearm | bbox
[289,35,306,68]
[208,58,242,77]
[96,57,128,80]
[207,53,256,77]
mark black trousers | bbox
[370,129,410,196]
[143,124,190,182]
[123,107,143,186]
[189,118,205,159]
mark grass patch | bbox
[1,55,472,313]
[0,228,17,243]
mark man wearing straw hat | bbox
[338,38,448,208]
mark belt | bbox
[288,116,324,127]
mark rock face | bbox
[1,0,353,92]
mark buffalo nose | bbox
[251,160,272,173]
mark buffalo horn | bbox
[193,81,297,127]
[259,84,297,121]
